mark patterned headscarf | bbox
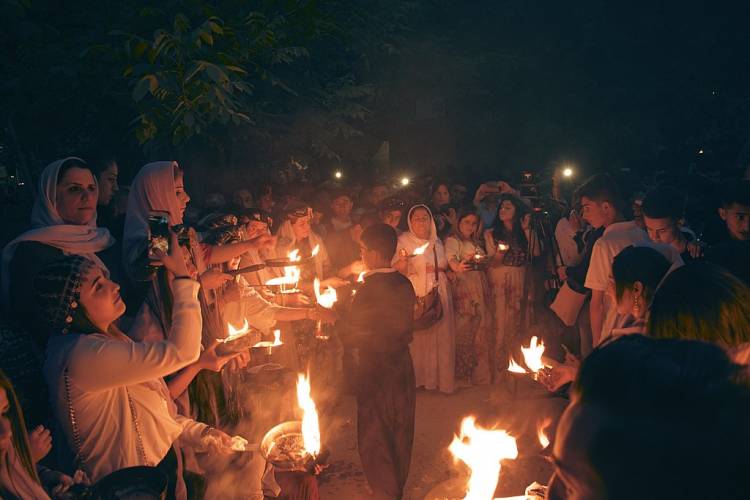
[33,256,94,334]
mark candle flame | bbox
[288,249,301,262]
[537,418,552,449]
[225,319,250,341]
[296,373,320,457]
[311,245,320,257]
[498,242,509,252]
[521,336,549,373]
[273,329,282,346]
[412,242,430,256]
[356,271,366,283]
[314,277,337,309]
[448,416,518,500]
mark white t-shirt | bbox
[585,221,684,343]
[585,221,649,292]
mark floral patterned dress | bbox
[444,236,493,384]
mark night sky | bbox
[372,0,750,182]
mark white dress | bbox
[394,205,456,394]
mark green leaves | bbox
[97,1,420,162]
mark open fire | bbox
[265,249,302,288]
[448,416,518,500]
[296,373,321,457]
[225,318,250,342]
[313,278,337,309]
[537,418,551,449]
[506,336,551,377]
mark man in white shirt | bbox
[578,174,649,346]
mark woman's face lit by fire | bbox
[291,215,312,240]
[410,208,432,240]
[174,169,191,219]
[77,266,127,332]
[56,167,98,225]
[498,200,517,223]
[458,214,478,240]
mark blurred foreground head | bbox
[548,335,750,500]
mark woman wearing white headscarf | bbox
[1,157,114,347]
[393,204,456,394]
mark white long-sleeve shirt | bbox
[44,279,207,483]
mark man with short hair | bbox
[343,223,416,500]
[718,180,750,242]
[326,190,354,233]
[705,181,750,284]
[577,174,649,346]
[641,186,700,262]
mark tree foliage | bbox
[0,0,419,175]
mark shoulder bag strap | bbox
[433,244,439,282]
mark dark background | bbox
[2,0,750,201]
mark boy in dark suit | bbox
[344,223,416,499]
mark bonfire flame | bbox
[265,249,302,287]
[537,418,551,449]
[225,319,250,341]
[314,278,337,309]
[296,373,321,457]
[448,416,518,500]
[412,242,430,256]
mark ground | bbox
[318,378,564,500]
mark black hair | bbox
[491,193,529,247]
[641,185,685,221]
[573,335,750,499]
[361,223,398,261]
[574,173,624,214]
[56,158,91,184]
[84,150,118,177]
[611,246,671,303]
[719,180,750,208]
[428,180,451,206]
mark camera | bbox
[519,170,539,199]
[147,212,170,258]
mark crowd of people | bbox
[0,153,749,499]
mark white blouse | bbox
[44,279,208,483]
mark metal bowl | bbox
[260,421,311,471]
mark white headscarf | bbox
[394,204,446,296]
[1,157,114,306]
[122,161,183,274]
[405,204,438,244]
[275,219,328,279]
